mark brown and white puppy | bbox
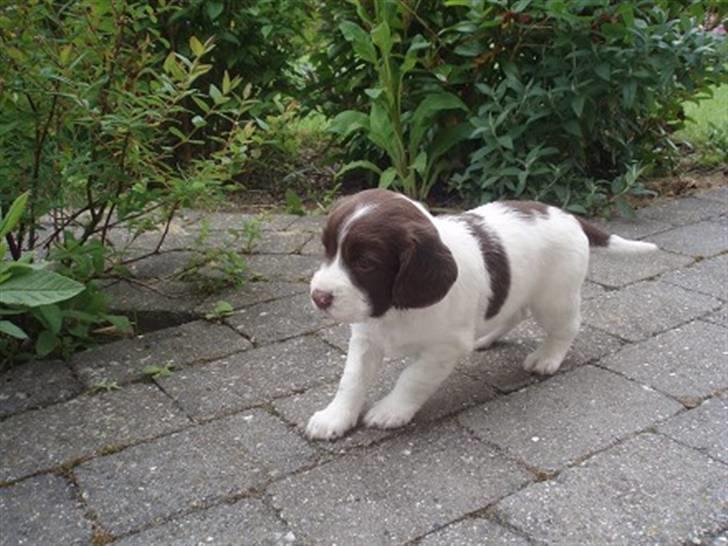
[307,189,656,440]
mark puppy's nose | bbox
[311,289,334,310]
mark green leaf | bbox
[566,204,588,214]
[622,80,637,109]
[412,151,427,176]
[595,63,611,81]
[429,122,474,163]
[206,1,224,20]
[104,314,132,333]
[410,93,468,152]
[379,167,398,189]
[336,160,383,179]
[329,110,369,137]
[191,115,207,128]
[564,120,582,137]
[34,304,62,335]
[209,84,226,105]
[35,330,58,357]
[571,95,585,118]
[0,320,28,340]
[368,101,396,154]
[497,135,514,150]
[222,70,231,94]
[0,269,85,307]
[371,21,392,57]
[617,3,634,27]
[189,36,205,57]
[0,192,29,238]
[402,35,428,73]
[285,189,305,216]
[339,21,377,64]
[614,197,636,219]
[213,301,233,316]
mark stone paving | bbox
[1,187,727,545]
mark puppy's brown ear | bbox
[392,223,457,309]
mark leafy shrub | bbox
[0,1,261,363]
[0,194,131,364]
[309,0,728,211]
[165,0,314,98]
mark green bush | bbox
[163,0,313,98]
[308,0,728,212]
[0,194,131,364]
[0,1,260,364]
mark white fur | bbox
[306,199,656,440]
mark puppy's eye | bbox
[354,255,375,271]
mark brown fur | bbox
[322,190,458,317]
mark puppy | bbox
[307,189,656,440]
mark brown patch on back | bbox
[575,216,610,247]
[459,213,510,319]
[322,189,457,317]
[502,200,549,220]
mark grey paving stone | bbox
[196,280,308,314]
[0,384,189,482]
[650,221,728,257]
[317,323,350,353]
[126,250,196,278]
[459,366,682,472]
[286,214,327,233]
[103,280,205,330]
[273,382,393,450]
[158,336,346,420]
[226,293,334,344]
[0,474,92,546]
[696,186,728,204]
[249,230,313,254]
[197,280,309,314]
[582,281,721,341]
[418,517,529,546]
[658,395,728,464]
[637,197,726,225]
[273,365,497,451]
[299,233,323,256]
[581,280,605,300]
[703,305,728,328]
[587,249,692,287]
[72,320,251,387]
[660,254,728,300]
[0,360,81,418]
[114,498,300,546]
[494,433,728,544]
[593,216,672,240]
[599,320,728,404]
[75,410,316,536]
[268,422,531,545]
[195,211,299,232]
[465,321,623,393]
[246,253,322,283]
[712,530,728,546]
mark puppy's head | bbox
[310,189,457,323]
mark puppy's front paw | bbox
[364,396,417,430]
[306,407,358,440]
[523,349,563,375]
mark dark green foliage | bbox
[0,0,260,364]
[166,0,313,97]
[307,0,728,211]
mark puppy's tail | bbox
[576,217,658,254]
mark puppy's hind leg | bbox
[523,296,580,375]
[474,308,528,350]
